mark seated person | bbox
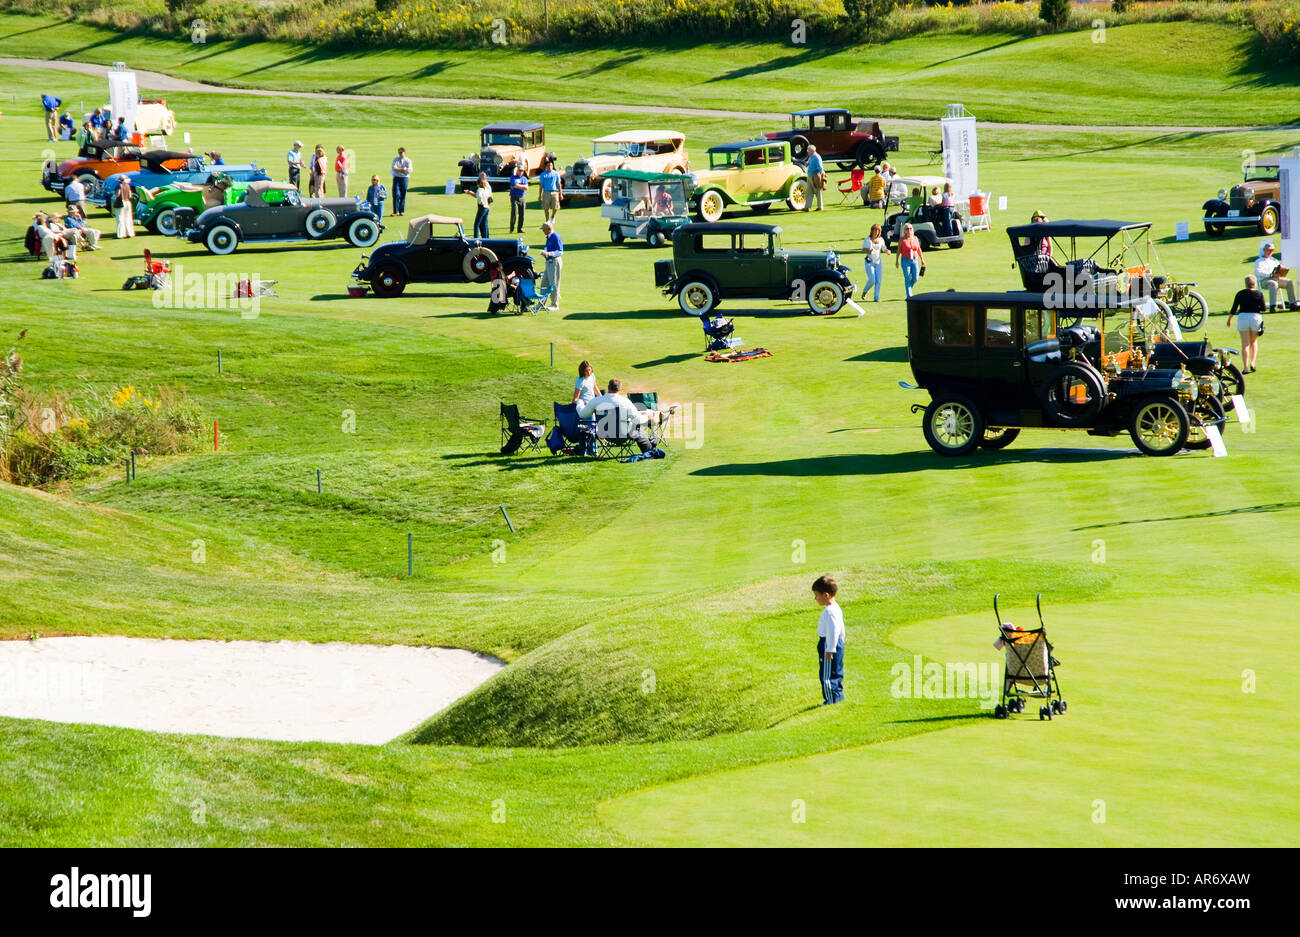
[63,206,100,250]
[25,213,48,258]
[864,168,887,209]
[578,378,653,452]
[906,187,923,219]
[485,262,522,313]
[652,185,674,214]
[1254,241,1300,311]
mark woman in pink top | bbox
[895,222,925,298]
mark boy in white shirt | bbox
[813,575,845,705]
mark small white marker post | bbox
[445,179,456,195]
[184,131,191,145]
[1232,395,1250,426]
[997,195,1008,212]
[1205,424,1228,457]
[1175,222,1190,241]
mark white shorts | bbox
[1237,312,1263,333]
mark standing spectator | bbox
[63,176,86,216]
[77,120,94,156]
[571,360,598,411]
[539,221,563,311]
[860,223,888,302]
[805,145,826,212]
[812,575,845,706]
[365,174,388,222]
[940,181,956,236]
[286,140,303,190]
[109,177,135,239]
[864,167,887,209]
[334,145,350,198]
[64,205,100,250]
[1253,241,1299,311]
[472,173,493,238]
[309,145,327,198]
[538,159,562,223]
[390,146,412,217]
[508,160,529,234]
[896,221,925,298]
[41,94,61,141]
[112,117,129,142]
[89,106,106,135]
[1227,274,1267,373]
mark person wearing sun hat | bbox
[286,140,303,190]
[1031,210,1052,257]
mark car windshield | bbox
[595,141,643,157]
[1100,312,1135,357]
[483,132,524,148]
[709,150,741,170]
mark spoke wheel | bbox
[979,427,1021,449]
[807,280,845,315]
[786,178,809,212]
[922,394,984,457]
[678,279,716,316]
[1259,206,1280,236]
[1171,289,1207,331]
[1186,395,1225,450]
[698,190,725,223]
[1128,397,1190,456]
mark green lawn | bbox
[2,46,1299,846]
[3,12,1300,126]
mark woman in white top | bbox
[860,223,889,303]
[473,172,493,239]
[572,360,597,411]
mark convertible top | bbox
[243,180,299,206]
[791,108,851,118]
[593,130,684,144]
[604,169,690,183]
[481,122,543,133]
[141,150,193,171]
[1005,219,1152,239]
[406,213,463,244]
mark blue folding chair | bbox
[551,401,596,457]
[516,276,554,315]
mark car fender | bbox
[692,184,733,207]
[671,269,719,297]
[1202,198,1230,214]
[330,209,379,237]
[199,216,243,242]
[363,253,408,280]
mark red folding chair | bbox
[837,168,865,204]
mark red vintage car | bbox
[41,141,194,200]
[764,108,891,170]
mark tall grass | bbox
[4,1,1298,56]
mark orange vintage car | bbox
[41,141,194,201]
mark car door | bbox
[426,227,467,279]
[736,147,766,199]
[921,303,979,392]
[978,305,1036,413]
[262,191,303,236]
[728,231,772,297]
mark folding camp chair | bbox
[499,402,548,455]
[991,593,1066,720]
[837,168,865,205]
[515,276,555,315]
[551,401,596,457]
[700,314,737,352]
[122,249,171,290]
[591,405,643,460]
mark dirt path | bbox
[5,57,1298,134]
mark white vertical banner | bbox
[941,107,979,200]
[1279,153,1300,264]
[107,64,138,137]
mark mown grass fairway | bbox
[1,16,1299,846]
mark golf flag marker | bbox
[1205,424,1228,457]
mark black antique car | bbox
[1203,157,1282,236]
[351,213,534,297]
[656,222,853,315]
[176,181,382,255]
[906,290,1222,457]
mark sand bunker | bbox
[0,636,503,744]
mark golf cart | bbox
[601,170,691,247]
[881,175,964,250]
[1006,219,1208,331]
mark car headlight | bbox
[826,250,838,266]
[518,239,527,252]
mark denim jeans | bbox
[863,258,883,301]
[391,175,408,213]
[901,257,920,298]
[473,206,489,239]
[817,637,845,704]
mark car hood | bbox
[1233,181,1274,197]
[572,153,623,175]
[690,166,740,187]
[780,248,840,265]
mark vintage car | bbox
[176,181,382,255]
[41,143,192,199]
[562,131,689,202]
[119,158,268,212]
[601,170,691,247]
[688,140,810,222]
[134,99,178,136]
[1006,219,1207,331]
[1203,157,1282,236]
[134,174,246,236]
[764,108,888,170]
[882,174,964,250]
[655,222,853,316]
[351,213,533,297]
[906,291,1222,457]
[458,122,555,190]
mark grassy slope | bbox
[2,45,1300,845]
[2,13,1300,126]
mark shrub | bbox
[1039,0,1070,30]
[1112,0,1133,12]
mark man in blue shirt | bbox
[508,162,529,233]
[42,94,62,142]
[805,144,826,212]
[540,221,563,311]
[538,159,562,224]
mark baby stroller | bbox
[701,314,738,352]
[992,593,1067,721]
[122,249,171,291]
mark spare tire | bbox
[462,246,498,282]
[304,207,336,239]
[1040,361,1105,427]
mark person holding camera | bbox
[473,172,493,238]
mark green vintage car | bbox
[689,140,810,223]
[134,174,242,236]
[655,222,854,315]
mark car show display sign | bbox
[1279,152,1300,262]
[941,104,979,200]
[108,62,138,138]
